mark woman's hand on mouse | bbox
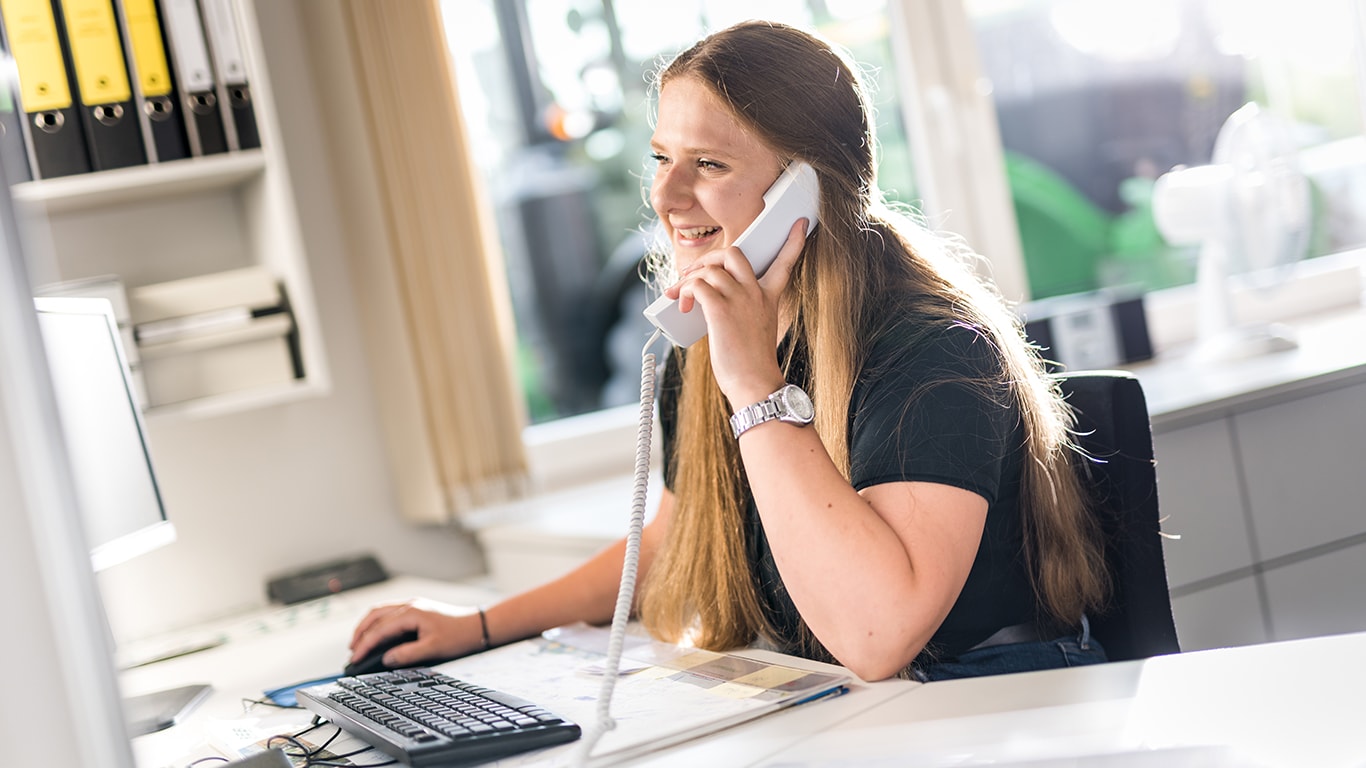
[349,598,485,668]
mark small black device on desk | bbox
[265,554,389,605]
[296,668,581,766]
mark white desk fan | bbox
[1152,102,1312,361]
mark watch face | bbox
[780,385,815,422]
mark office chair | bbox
[1057,371,1181,662]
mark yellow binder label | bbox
[59,0,132,106]
[0,0,73,112]
[120,0,170,98]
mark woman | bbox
[350,20,1110,682]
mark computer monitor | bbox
[30,295,213,736]
[33,296,176,572]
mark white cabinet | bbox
[12,0,326,420]
[1263,538,1366,642]
[1152,376,1366,651]
[1236,381,1366,560]
[1170,578,1267,652]
[1155,418,1254,589]
[1155,417,1266,653]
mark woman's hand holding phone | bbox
[670,218,811,406]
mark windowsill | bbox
[518,399,662,494]
[1130,304,1366,431]
[1142,248,1365,354]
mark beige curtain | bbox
[339,0,528,519]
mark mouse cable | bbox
[573,328,663,764]
[265,720,343,765]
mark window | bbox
[959,0,1366,301]
[441,0,1366,481]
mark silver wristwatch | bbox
[730,383,815,439]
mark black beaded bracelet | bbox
[477,607,491,651]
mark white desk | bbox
[124,576,909,767]
[749,632,1366,767]
[127,577,1366,768]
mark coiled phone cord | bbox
[573,328,662,764]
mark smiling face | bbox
[649,75,786,273]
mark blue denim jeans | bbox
[911,615,1108,682]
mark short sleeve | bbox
[848,323,1016,504]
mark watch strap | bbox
[730,398,782,439]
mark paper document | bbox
[425,622,852,765]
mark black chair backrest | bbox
[1056,371,1180,662]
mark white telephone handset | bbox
[643,161,821,347]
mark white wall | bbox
[96,0,487,645]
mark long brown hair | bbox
[637,21,1108,662]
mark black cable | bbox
[189,725,324,766]
[309,724,343,757]
[290,720,328,740]
[265,734,312,762]
[264,721,361,767]
[274,717,397,766]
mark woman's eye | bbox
[649,152,669,166]
[697,159,723,170]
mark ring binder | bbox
[157,0,224,155]
[0,0,92,178]
[115,0,189,162]
[54,0,148,170]
[199,0,256,150]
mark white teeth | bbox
[678,226,719,239]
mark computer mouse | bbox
[344,630,419,677]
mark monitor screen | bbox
[33,296,175,571]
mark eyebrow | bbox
[649,142,739,161]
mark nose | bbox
[651,165,692,216]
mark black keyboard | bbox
[296,667,581,766]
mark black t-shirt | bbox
[659,317,1037,663]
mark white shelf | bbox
[142,378,327,421]
[12,151,267,214]
[20,0,328,421]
